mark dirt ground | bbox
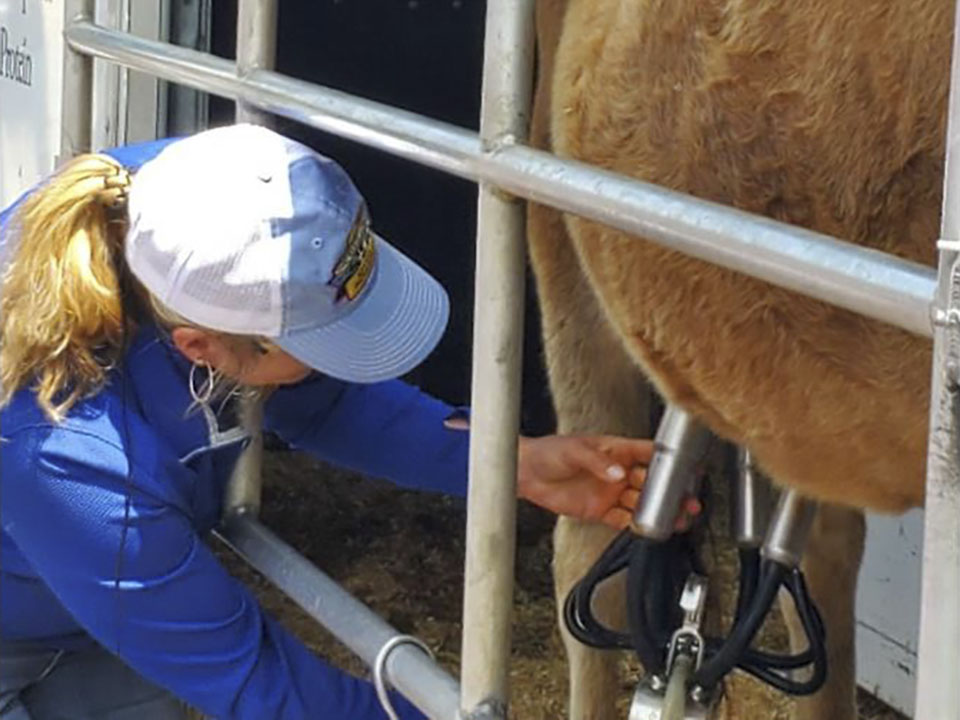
[213,449,907,720]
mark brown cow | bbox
[528,0,951,718]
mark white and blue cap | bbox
[124,124,449,383]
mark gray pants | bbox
[0,643,187,720]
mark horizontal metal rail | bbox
[216,515,460,720]
[66,20,937,339]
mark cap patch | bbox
[330,205,376,302]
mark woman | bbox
[0,125,688,720]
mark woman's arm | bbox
[263,375,470,495]
[263,375,701,530]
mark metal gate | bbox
[53,0,960,717]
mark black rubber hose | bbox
[740,646,817,670]
[644,544,670,635]
[703,639,814,671]
[627,537,668,676]
[563,585,631,649]
[693,561,787,688]
[734,567,824,671]
[789,569,826,644]
[563,531,634,649]
[735,570,827,694]
[734,547,760,623]
[566,528,828,696]
[779,569,828,694]
[643,539,680,648]
[563,531,695,656]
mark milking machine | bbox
[564,406,828,720]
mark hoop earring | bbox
[189,361,215,405]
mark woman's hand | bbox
[516,434,701,530]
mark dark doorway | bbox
[209,2,555,434]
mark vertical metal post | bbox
[235,0,277,125]
[225,0,278,516]
[459,1,534,717]
[915,2,960,716]
[61,0,97,159]
[166,0,212,135]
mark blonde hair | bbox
[1,154,133,421]
[0,153,271,422]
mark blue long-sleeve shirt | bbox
[0,325,469,720]
[0,139,469,720]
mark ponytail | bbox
[1,154,133,422]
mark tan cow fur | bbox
[529,0,950,717]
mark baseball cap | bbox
[124,124,450,383]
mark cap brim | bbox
[274,236,449,383]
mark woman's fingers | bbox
[590,435,655,466]
[602,507,633,531]
[629,466,647,489]
[568,442,628,482]
[618,488,703,531]
[619,488,641,510]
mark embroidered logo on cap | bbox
[329,205,376,302]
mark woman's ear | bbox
[170,327,220,366]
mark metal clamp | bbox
[665,574,709,675]
[373,634,435,720]
[931,257,960,388]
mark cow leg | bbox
[551,519,630,719]
[528,149,651,720]
[531,203,652,718]
[528,46,651,717]
[781,504,865,720]
[531,3,661,716]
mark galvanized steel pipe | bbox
[224,0,278,517]
[61,0,96,158]
[235,0,276,126]
[459,2,535,717]
[217,516,460,720]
